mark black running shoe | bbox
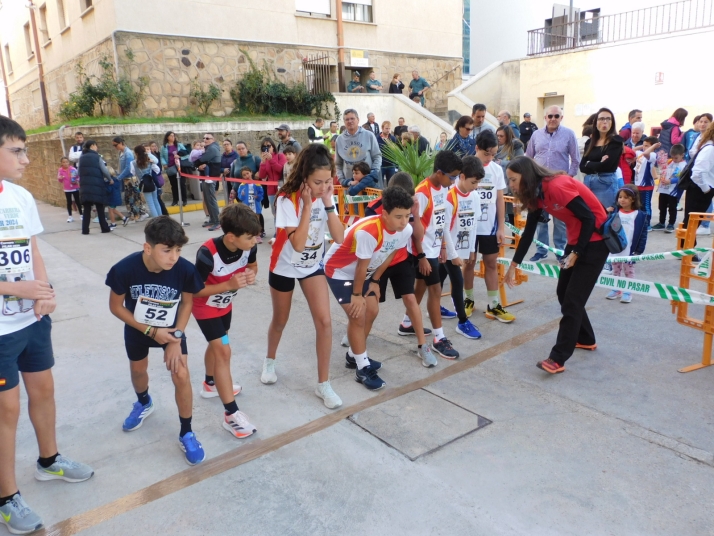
[345,351,382,370]
[355,365,386,390]
[397,324,433,337]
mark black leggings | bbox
[657,192,678,226]
[439,260,467,323]
[64,191,82,216]
[258,213,265,233]
[81,202,110,234]
[682,185,714,247]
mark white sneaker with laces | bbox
[340,334,349,347]
[67,216,73,223]
[223,410,256,438]
[138,214,149,222]
[696,226,711,235]
[315,381,342,409]
[261,358,277,384]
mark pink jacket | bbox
[57,166,79,191]
[667,117,685,145]
[258,153,287,195]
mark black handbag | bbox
[140,173,156,193]
[677,147,701,192]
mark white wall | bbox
[469,0,662,76]
[333,93,454,146]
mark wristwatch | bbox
[172,330,184,339]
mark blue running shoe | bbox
[440,306,457,319]
[456,320,482,340]
[122,397,154,432]
[178,432,206,465]
[345,351,382,370]
[355,365,386,390]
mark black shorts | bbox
[269,269,325,293]
[326,277,373,305]
[195,310,232,342]
[124,327,188,362]
[414,257,442,286]
[475,234,499,256]
[379,257,416,303]
[0,316,54,392]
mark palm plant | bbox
[381,140,436,186]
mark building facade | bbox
[0,0,463,129]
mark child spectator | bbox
[282,145,297,187]
[652,144,686,233]
[237,167,264,243]
[606,186,647,303]
[348,161,376,196]
[57,156,81,222]
[633,136,661,230]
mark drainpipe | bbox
[27,0,50,125]
[336,0,345,92]
[58,124,67,156]
[0,39,10,118]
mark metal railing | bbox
[527,0,714,56]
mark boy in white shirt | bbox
[0,117,93,535]
[633,136,661,231]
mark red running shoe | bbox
[536,358,565,374]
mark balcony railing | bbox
[527,0,714,56]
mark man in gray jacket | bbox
[194,133,222,231]
[335,109,382,195]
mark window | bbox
[57,0,67,29]
[24,23,34,58]
[39,4,50,44]
[81,0,93,11]
[296,0,330,16]
[4,45,12,74]
[343,0,372,22]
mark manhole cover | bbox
[349,389,491,460]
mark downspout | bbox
[58,124,67,156]
[0,38,10,119]
[336,0,345,92]
[27,1,50,125]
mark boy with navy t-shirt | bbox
[105,216,206,465]
[192,204,258,439]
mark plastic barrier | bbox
[673,212,714,373]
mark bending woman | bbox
[505,156,608,374]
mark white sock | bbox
[402,314,412,327]
[353,352,370,369]
[433,327,445,342]
[348,348,355,358]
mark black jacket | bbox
[389,81,405,94]
[519,121,538,143]
[78,150,112,205]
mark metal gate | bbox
[302,53,331,95]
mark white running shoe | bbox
[261,358,277,384]
[200,381,241,399]
[315,381,342,409]
[67,216,74,223]
[222,410,256,438]
[340,334,350,347]
[138,214,149,222]
[696,226,711,235]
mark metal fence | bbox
[527,0,714,56]
[302,53,332,95]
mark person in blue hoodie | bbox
[605,185,647,304]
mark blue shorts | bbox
[326,277,373,305]
[124,326,188,362]
[0,316,54,392]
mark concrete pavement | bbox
[8,201,714,536]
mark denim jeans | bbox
[536,212,567,256]
[584,172,618,209]
[639,189,653,228]
[144,189,161,218]
[701,201,713,229]
[381,166,397,188]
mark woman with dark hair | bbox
[659,107,688,157]
[131,145,162,218]
[78,140,113,234]
[149,141,169,215]
[504,156,609,374]
[257,137,287,237]
[580,107,624,210]
[160,131,187,206]
[448,116,476,155]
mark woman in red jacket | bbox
[258,137,287,237]
[505,156,609,375]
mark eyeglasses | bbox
[2,147,29,160]
[439,169,459,181]
[203,137,213,140]
[597,117,612,122]
[547,114,561,119]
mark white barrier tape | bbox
[497,257,714,305]
[344,194,380,204]
[697,251,712,278]
[506,222,711,263]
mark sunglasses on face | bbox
[547,114,561,119]
[464,127,474,131]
